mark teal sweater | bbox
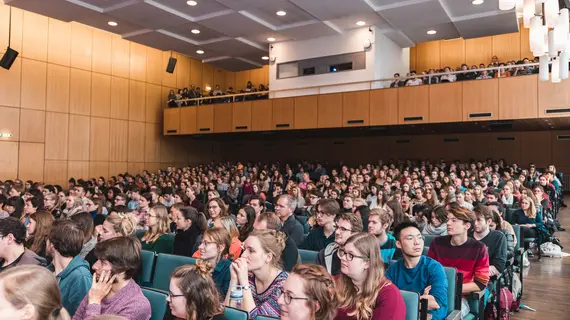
[56,256,92,316]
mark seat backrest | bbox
[138,250,156,286]
[142,288,168,320]
[400,290,420,320]
[512,225,521,250]
[254,316,279,320]
[505,208,517,224]
[224,306,249,320]
[136,229,145,239]
[152,253,197,291]
[443,267,457,313]
[422,246,429,256]
[298,249,318,264]
[423,234,436,247]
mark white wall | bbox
[269,26,409,97]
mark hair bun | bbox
[195,260,213,277]
[274,231,286,252]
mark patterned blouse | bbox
[248,271,288,318]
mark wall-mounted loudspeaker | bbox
[0,47,19,70]
[166,57,177,73]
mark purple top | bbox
[72,280,151,320]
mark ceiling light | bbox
[108,21,118,27]
[356,21,366,26]
[267,37,276,42]
[191,29,200,34]
[427,29,437,35]
[187,1,197,6]
[196,50,204,54]
[471,0,484,5]
[262,56,269,60]
[276,11,286,16]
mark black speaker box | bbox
[166,57,177,73]
[0,47,19,70]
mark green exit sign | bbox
[0,133,13,138]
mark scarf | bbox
[423,223,448,236]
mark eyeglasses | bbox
[199,240,215,246]
[336,226,352,233]
[403,235,424,242]
[168,291,185,299]
[337,248,368,262]
[280,291,310,305]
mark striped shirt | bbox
[248,271,288,318]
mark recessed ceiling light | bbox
[196,50,204,54]
[427,29,437,35]
[191,29,200,34]
[187,1,197,6]
[262,56,269,60]
[276,11,286,16]
[471,0,484,5]
[108,21,118,27]
[267,37,276,42]
[356,21,366,26]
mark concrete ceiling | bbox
[4,0,519,71]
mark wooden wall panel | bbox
[235,71,250,91]
[409,46,417,71]
[552,131,570,173]
[46,64,70,113]
[0,107,20,141]
[19,109,45,143]
[89,117,110,161]
[163,108,180,135]
[92,29,112,74]
[70,23,93,71]
[69,68,92,115]
[318,93,343,128]
[440,39,465,69]
[520,131,551,167]
[129,80,146,122]
[251,100,273,131]
[91,73,111,118]
[342,91,369,127]
[0,142,19,180]
[202,63,214,90]
[145,123,161,163]
[499,75,538,119]
[370,88,398,126]
[196,106,214,133]
[68,115,90,161]
[519,26,534,61]
[190,58,202,88]
[465,37,493,67]
[47,18,71,66]
[127,162,145,175]
[213,68,226,91]
[67,161,89,180]
[294,95,318,129]
[214,103,233,133]
[429,82,462,123]
[225,71,236,90]
[416,41,441,71]
[179,107,196,135]
[109,162,128,176]
[146,47,162,85]
[109,119,128,161]
[89,162,109,179]
[398,86,429,124]
[45,112,69,160]
[110,77,129,120]
[177,55,191,89]
[22,11,48,61]
[261,65,269,85]
[0,57,21,108]
[21,59,47,110]
[249,68,263,87]
[43,160,68,185]
[538,77,570,117]
[0,6,23,55]
[492,32,521,62]
[18,142,44,181]
[129,42,147,82]
[111,36,130,78]
[145,84,162,124]
[144,162,161,174]
[272,98,295,130]
[462,78,499,121]
[128,121,145,162]
[232,101,252,132]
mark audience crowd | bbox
[167,81,269,108]
[0,158,565,320]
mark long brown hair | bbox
[142,206,170,243]
[292,264,338,320]
[27,211,55,254]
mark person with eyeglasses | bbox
[316,213,363,276]
[300,199,339,251]
[335,233,406,320]
[386,221,448,320]
[278,264,338,320]
[194,228,232,297]
[167,262,227,320]
[140,207,173,254]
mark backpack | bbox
[485,287,515,320]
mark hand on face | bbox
[88,270,117,305]
[231,257,249,285]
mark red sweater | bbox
[334,279,406,320]
[427,235,490,290]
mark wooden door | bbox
[294,95,318,129]
[398,86,429,124]
[163,108,179,135]
[369,88,398,125]
[196,105,214,134]
[499,74,538,120]
[318,93,343,128]
[538,76,570,118]
[342,90,370,127]
[429,82,462,123]
[179,107,196,135]
[214,103,233,133]
[251,100,272,131]
[462,78,498,121]
[272,98,295,130]
[233,101,252,132]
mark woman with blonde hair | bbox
[335,233,405,320]
[278,264,338,320]
[85,213,138,267]
[512,196,545,239]
[63,196,83,218]
[26,210,55,259]
[167,262,227,320]
[206,198,228,228]
[0,265,71,320]
[141,206,173,254]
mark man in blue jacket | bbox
[47,220,92,315]
[387,221,448,320]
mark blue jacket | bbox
[386,256,448,320]
[56,256,92,316]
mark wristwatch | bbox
[242,285,251,291]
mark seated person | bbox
[167,263,227,320]
[0,217,47,271]
[223,230,288,318]
[278,264,338,320]
[473,206,508,277]
[387,221,448,320]
[300,198,339,251]
[253,212,298,272]
[73,237,151,320]
[275,195,304,246]
[428,205,489,317]
[512,196,546,239]
[367,208,397,263]
[85,213,138,268]
[335,233,406,320]
[422,205,448,236]
[316,213,363,276]
[173,207,208,257]
[140,206,173,254]
[196,227,232,296]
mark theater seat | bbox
[224,306,249,320]
[298,249,318,264]
[151,253,197,292]
[422,246,429,256]
[138,250,156,287]
[443,267,462,320]
[142,288,168,320]
[399,290,420,320]
[423,234,436,247]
